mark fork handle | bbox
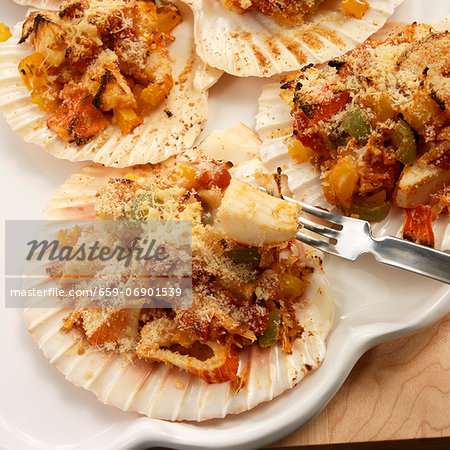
[371,236,450,284]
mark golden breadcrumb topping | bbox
[220,0,324,25]
[282,23,450,247]
[219,0,370,24]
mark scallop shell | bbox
[13,0,60,8]
[255,79,450,250]
[183,0,403,77]
[0,2,222,167]
[23,126,334,421]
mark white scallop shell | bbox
[13,0,60,8]
[23,127,334,421]
[183,0,403,77]
[0,2,222,167]
[255,79,450,250]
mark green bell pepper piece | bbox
[223,246,261,267]
[201,210,214,226]
[259,311,282,348]
[349,195,391,222]
[392,119,416,165]
[342,108,372,144]
[121,193,155,221]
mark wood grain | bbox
[271,314,450,447]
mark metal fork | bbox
[259,188,450,284]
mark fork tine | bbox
[253,184,352,230]
[284,195,344,225]
[253,185,344,225]
[297,216,340,239]
[295,231,339,256]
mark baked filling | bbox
[57,157,314,386]
[219,0,325,24]
[218,0,370,24]
[18,0,181,145]
[281,23,450,247]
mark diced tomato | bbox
[196,163,231,190]
[310,91,350,124]
[402,205,435,248]
[292,91,350,158]
[292,109,326,155]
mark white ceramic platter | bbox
[0,0,449,449]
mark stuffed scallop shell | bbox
[0,0,222,167]
[23,125,334,421]
[256,22,450,250]
[182,0,403,77]
[13,0,60,7]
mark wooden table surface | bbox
[271,314,450,447]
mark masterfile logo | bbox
[5,220,193,309]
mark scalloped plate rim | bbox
[1,284,448,450]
